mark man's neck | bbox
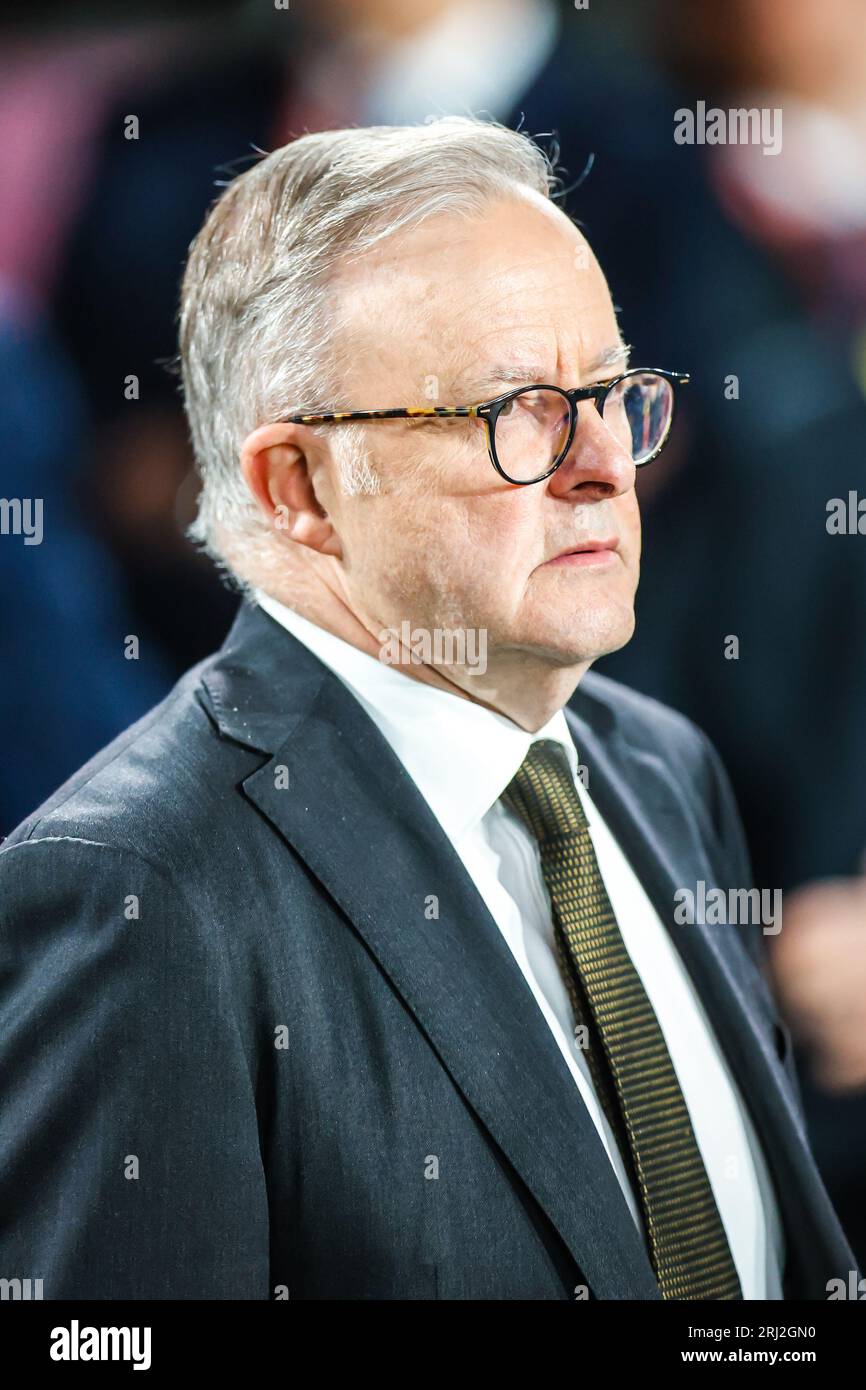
[253,583,587,733]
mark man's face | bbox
[321,191,641,672]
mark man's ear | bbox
[240,422,342,557]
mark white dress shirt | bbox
[253,589,785,1299]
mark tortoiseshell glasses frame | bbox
[283,366,690,486]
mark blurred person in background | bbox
[662,0,866,384]
[0,21,180,832]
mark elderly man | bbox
[0,117,856,1301]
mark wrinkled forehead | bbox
[328,192,620,401]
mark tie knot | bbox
[501,739,588,843]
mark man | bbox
[0,117,856,1300]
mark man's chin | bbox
[508,608,637,668]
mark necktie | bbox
[502,739,743,1301]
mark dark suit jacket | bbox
[0,601,857,1299]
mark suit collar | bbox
[197,599,325,753]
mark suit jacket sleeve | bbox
[0,835,270,1299]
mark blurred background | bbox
[3,0,865,1266]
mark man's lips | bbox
[543,539,620,567]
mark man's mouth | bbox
[543,538,620,568]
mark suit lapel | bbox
[564,696,797,1122]
[200,603,660,1299]
[564,694,856,1292]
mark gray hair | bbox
[179,115,556,587]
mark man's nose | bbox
[547,400,636,501]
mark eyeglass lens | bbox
[492,373,674,482]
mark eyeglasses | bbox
[284,367,689,486]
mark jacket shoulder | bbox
[575,670,754,910]
[576,668,711,765]
[2,656,242,871]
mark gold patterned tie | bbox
[502,739,743,1301]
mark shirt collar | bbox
[253,589,580,844]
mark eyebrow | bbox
[451,342,632,401]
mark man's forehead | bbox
[334,193,592,314]
[331,199,618,397]
[410,280,625,397]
